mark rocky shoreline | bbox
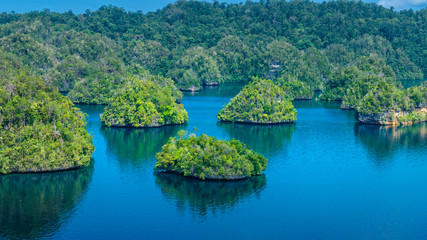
[8,165,85,174]
[341,103,355,110]
[204,81,220,86]
[358,107,427,125]
[179,85,200,92]
[160,170,251,180]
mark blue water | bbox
[1,84,426,240]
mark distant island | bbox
[0,51,94,174]
[217,78,297,124]
[0,1,425,104]
[315,54,426,125]
[0,0,426,172]
[155,131,267,180]
[100,77,188,128]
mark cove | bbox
[0,84,426,240]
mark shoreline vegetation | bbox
[1,0,427,175]
[155,130,267,180]
[356,81,427,125]
[315,54,427,125]
[341,81,427,125]
[217,78,297,124]
[0,1,425,107]
[0,59,95,174]
[100,77,188,128]
[277,77,313,100]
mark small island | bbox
[155,131,267,180]
[0,70,95,174]
[217,78,297,124]
[357,81,426,125]
[100,78,188,128]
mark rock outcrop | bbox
[358,107,427,125]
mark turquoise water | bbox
[1,84,427,240]
[400,79,426,88]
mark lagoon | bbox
[1,84,426,239]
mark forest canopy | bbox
[0,61,94,174]
[217,78,297,124]
[357,81,426,117]
[100,76,188,128]
[155,131,268,180]
[0,0,425,103]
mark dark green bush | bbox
[155,131,267,180]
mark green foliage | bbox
[0,70,94,174]
[347,35,423,80]
[276,77,313,100]
[155,131,267,180]
[267,40,300,65]
[217,78,297,124]
[100,77,188,127]
[397,111,427,123]
[124,40,171,76]
[68,72,125,104]
[265,41,332,89]
[66,66,183,105]
[212,35,258,82]
[0,32,54,70]
[321,55,396,102]
[342,75,385,109]
[358,80,412,115]
[46,54,92,92]
[406,81,427,108]
[168,46,222,90]
[357,81,427,124]
[0,1,425,102]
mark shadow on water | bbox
[155,173,266,219]
[0,165,93,239]
[354,123,427,167]
[100,125,185,168]
[217,122,296,156]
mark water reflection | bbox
[292,99,342,109]
[0,166,93,239]
[399,79,426,89]
[217,122,296,155]
[155,173,266,218]
[355,123,427,166]
[183,84,244,98]
[100,125,185,167]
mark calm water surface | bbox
[1,84,427,240]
